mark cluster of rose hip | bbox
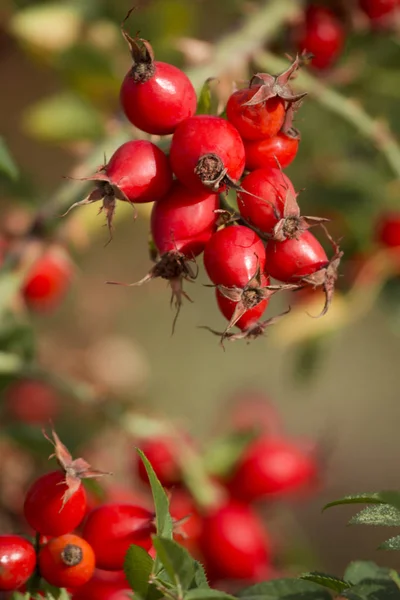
[0,397,319,598]
[62,15,342,343]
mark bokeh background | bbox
[1,0,400,580]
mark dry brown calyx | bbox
[300,227,343,318]
[201,308,291,347]
[44,428,111,509]
[194,153,241,193]
[107,250,198,334]
[272,185,329,242]
[121,9,156,83]
[62,170,134,244]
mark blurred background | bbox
[1,0,400,583]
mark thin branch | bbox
[255,50,400,180]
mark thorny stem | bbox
[255,50,400,180]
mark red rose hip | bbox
[296,6,345,70]
[39,534,95,588]
[0,535,36,591]
[23,247,73,313]
[226,86,286,141]
[265,231,328,282]
[244,130,300,171]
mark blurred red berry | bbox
[4,379,59,424]
[226,87,286,141]
[170,116,245,194]
[0,535,36,591]
[359,0,399,22]
[137,436,181,488]
[82,504,154,570]
[71,569,130,600]
[297,6,345,70]
[375,211,400,248]
[23,247,73,312]
[24,470,87,536]
[244,131,300,171]
[39,534,95,588]
[170,490,203,557]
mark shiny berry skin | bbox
[82,504,154,570]
[170,116,245,194]
[204,226,266,287]
[151,181,219,257]
[216,278,269,331]
[297,6,345,70]
[71,569,130,600]
[228,437,317,501]
[0,535,36,591]
[39,534,95,588]
[24,470,87,536]
[4,379,59,424]
[265,231,328,282]
[359,0,399,21]
[375,211,400,247]
[137,436,181,487]
[102,140,172,203]
[226,87,286,141]
[237,168,295,235]
[199,501,271,581]
[23,248,72,312]
[244,131,300,171]
[121,62,197,135]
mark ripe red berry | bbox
[0,535,36,591]
[170,115,245,194]
[23,247,73,312]
[297,6,345,70]
[151,181,219,257]
[237,168,296,235]
[375,211,400,247]
[170,490,203,557]
[64,140,172,236]
[136,436,181,488]
[265,230,328,282]
[24,470,87,536]
[39,534,95,588]
[359,0,399,22]
[82,504,155,570]
[71,569,130,600]
[226,87,286,141]
[199,501,271,581]
[204,226,266,287]
[228,437,318,501]
[120,30,196,135]
[244,130,300,171]
[4,379,59,424]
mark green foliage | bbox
[238,578,331,600]
[203,429,256,477]
[349,505,400,527]
[323,493,387,510]
[300,572,350,594]
[124,545,159,600]
[196,79,218,115]
[153,537,197,590]
[379,537,400,551]
[0,137,19,180]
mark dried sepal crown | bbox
[44,428,111,508]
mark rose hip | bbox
[0,535,36,591]
[244,130,300,171]
[265,231,328,282]
[296,6,345,70]
[23,247,73,313]
[226,87,286,141]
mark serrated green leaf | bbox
[300,572,350,593]
[191,561,210,589]
[323,493,386,511]
[23,92,104,142]
[343,581,399,600]
[124,544,154,599]
[379,492,400,513]
[238,578,331,600]
[344,561,393,584]
[379,536,400,551]
[196,78,216,115]
[0,137,18,180]
[185,590,236,600]
[136,449,173,540]
[203,430,256,478]
[152,537,195,591]
[349,505,400,527]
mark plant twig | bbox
[255,50,400,180]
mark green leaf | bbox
[196,78,216,115]
[344,561,393,584]
[379,492,400,513]
[300,572,350,593]
[343,581,399,600]
[191,561,210,589]
[0,272,25,321]
[0,137,18,180]
[152,537,195,591]
[124,544,154,599]
[203,430,256,477]
[23,92,104,142]
[349,505,400,527]
[185,590,236,600]
[238,578,332,600]
[379,536,400,551]
[136,449,173,539]
[0,352,24,375]
[323,493,386,511]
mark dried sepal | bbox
[43,429,111,508]
[300,228,343,318]
[120,9,155,81]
